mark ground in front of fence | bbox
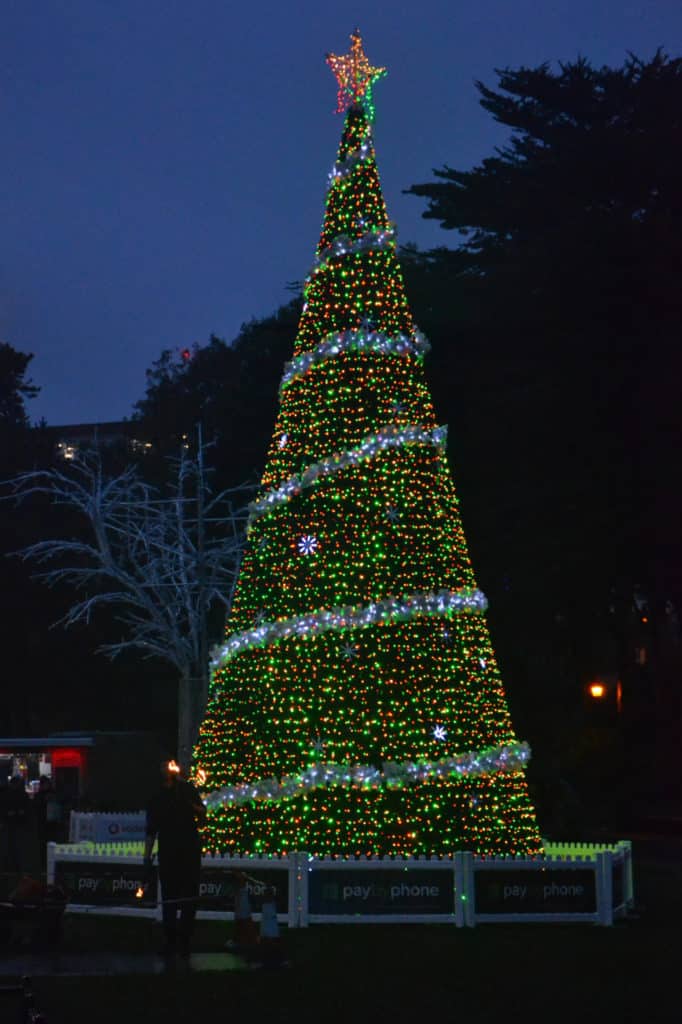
[1,837,678,1024]
[0,949,247,976]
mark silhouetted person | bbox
[33,777,61,871]
[1,777,33,879]
[144,761,206,958]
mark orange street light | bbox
[588,682,607,699]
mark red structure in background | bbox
[50,748,86,771]
[0,731,164,813]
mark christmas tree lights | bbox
[193,31,543,858]
[248,423,448,520]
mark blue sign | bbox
[309,869,454,915]
[55,861,157,906]
[474,868,596,914]
[198,867,289,913]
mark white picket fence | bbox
[47,837,634,927]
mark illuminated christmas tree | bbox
[193,31,543,857]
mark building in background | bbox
[0,731,164,814]
[45,421,153,461]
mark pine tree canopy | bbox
[407,52,682,335]
[0,342,39,430]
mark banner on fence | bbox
[70,812,147,843]
[55,861,157,907]
[474,868,596,914]
[49,839,632,926]
[309,868,454,916]
[198,866,289,914]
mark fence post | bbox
[46,842,56,885]
[453,852,465,928]
[155,861,163,922]
[462,852,475,927]
[622,841,635,909]
[288,852,300,929]
[595,851,613,926]
[295,852,309,928]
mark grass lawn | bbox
[7,838,680,1023]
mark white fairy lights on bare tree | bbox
[4,427,250,770]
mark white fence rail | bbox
[48,844,300,928]
[47,838,634,927]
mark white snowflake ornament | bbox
[298,534,319,555]
[311,734,326,755]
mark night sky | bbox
[2,1,680,426]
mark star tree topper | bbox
[326,29,387,120]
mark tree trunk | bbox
[177,671,211,774]
[177,673,195,774]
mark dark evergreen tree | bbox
[407,52,682,816]
[0,342,39,431]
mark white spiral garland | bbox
[305,225,396,288]
[209,586,487,673]
[279,327,430,394]
[328,137,373,185]
[251,423,447,521]
[201,740,531,808]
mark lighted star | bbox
[433,725,447,742]
[326,29,387,118]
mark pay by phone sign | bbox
[474,868,597,914]
[309,869,454,916]
[198,867,289,914]
[54,862,157,906]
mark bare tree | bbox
[3,429,251,770]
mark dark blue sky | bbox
[2,1,680,425]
